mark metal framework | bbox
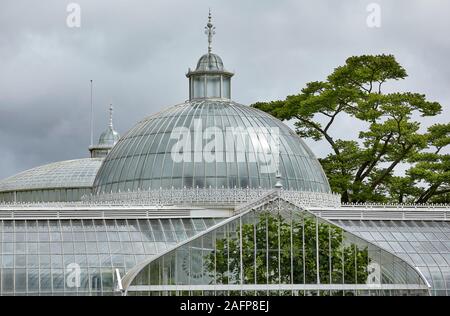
[1,188,449,221]
[0,158,102,192]
[127,283,430,292]
[83,188,341,208]
[122,191,431,296]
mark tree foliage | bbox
[253,55,448,203]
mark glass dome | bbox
[98,127,120,146]
[0,158,103,202]
[89,105,121,158]
[93,14,331,196]
[93,100,331,194]
[196,53,224,71]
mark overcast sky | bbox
[0,0,449,180]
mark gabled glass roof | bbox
[122,194,430,296]
[0,158,103,192]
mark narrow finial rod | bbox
[109,104,114,129]
[274,137,283,189]
[90,80,94,147]
[205,9,215,54]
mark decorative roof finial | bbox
[274,141,283,189]
[205,9,215,54]
[109,104,114,129]
[275,170,283,189]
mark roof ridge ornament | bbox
[274,170,283,189]
[274,141,283,189]
[205,9,215,54]
[88,104,120,158]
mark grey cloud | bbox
[0,0,449,179]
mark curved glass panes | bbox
[335,220,450,296]
[190,74,231,99]
[0,218,220,295]
[126,199,429,296]
[93,100,331,194]
[0,159,103,203]
[195,53,224,71]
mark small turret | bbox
[89,105,120,158]
[186,10,234,100]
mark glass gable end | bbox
[124,197,429,296]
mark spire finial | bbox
[275,170,283,189]
[205,9,215,54]
[274,141,283,189]
[90,80,94,147]
[109,104,113,129]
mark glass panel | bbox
[0,217,207,295]
[193,76,205,99]
[222,77,231,99]
[206,75,221,98]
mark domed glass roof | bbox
[196,53,224,71]
[89,105,120,158]
[93,13,331,196]
[98,127,120,147]
[93,100,331,194]
[0,158,103,192]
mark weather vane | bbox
[205,9,215,54]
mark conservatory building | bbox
[0,14,449,296]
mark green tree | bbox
[381,176,421,204]
[407,123,450,203]
[252,55,447,203]
[204,212,369,292]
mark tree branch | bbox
[324,105,343,133]
[416,183,441,204]
[295,115,341,157]
[370,144,414,190]
[355,133,393,182]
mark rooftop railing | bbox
[84,187,342,208]
[1,187,449,210]
[340,202,450,209]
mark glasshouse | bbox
[0,14,448,296]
